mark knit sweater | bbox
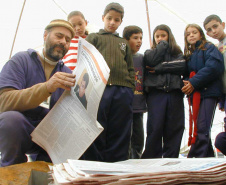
[86,29,135,89]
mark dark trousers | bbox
[95,85,133,162]
[215,132,226,155]
[142,89,184,158]
[188,98,217,158]
[130,112,144,159]
[215,95,226,156]
[0,111,50,167]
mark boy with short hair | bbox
[86,2,135,162]
[204,14,226,155]
[123,25,147,159]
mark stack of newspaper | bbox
[50,158,226,184]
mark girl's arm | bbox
[189,44,224,89]
[144,40,169,67]
[182,80,194,95]
[153,53,186,75]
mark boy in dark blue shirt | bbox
[123,25,147,159]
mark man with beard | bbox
[0,19,76,167]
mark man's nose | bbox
[60,38,67,45]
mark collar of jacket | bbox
[195,40,202,48]
[29,49,64,69]
[99,29,119,37]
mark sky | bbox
[1,0,226,66]
[1,0,226,152]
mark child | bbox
[182,23,224,158]
[63,11,88,71]
[123,25,147,159]
[203,15,226,155]
[86,3,135,162]
[142,24,186,159]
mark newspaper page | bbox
[31,38,110,164]
[66,158,226,174]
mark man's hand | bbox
[45,72,76,93]
[182,80,194,95]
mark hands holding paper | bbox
[46,72,76,93]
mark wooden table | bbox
[0,161,53,185]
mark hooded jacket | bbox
[185,41,224,98]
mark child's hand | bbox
[182,80,194,95]
[218,103,225,111]
[146,66,155,73]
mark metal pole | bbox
[145,0,152,48]
[52,0,67,15]
[9,0,27,59]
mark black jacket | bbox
[144,40,186,92]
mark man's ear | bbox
[222,22,225,29]
[43,30,48,42]
[102,15,105,22]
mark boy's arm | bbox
[125,45,135,90]
[85,33,97,46]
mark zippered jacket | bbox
[144,40,186,92]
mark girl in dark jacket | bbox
[182,24,224,157]
[142,24,186,158]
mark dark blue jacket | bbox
[186,41,224,98]
[0,49,71,125]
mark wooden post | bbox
[145,0,152,48]
[9,0,27,59]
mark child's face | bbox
[102,10,122,33]
[154,30,168,44]
[205,20,225,41]
[128,33,142,54]
[185,27,201,46]
[69,15,87,37]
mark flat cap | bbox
[45,19,75,38]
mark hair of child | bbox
[68,11,86,21]
[123,25,143,40]
[67,10,88,35]
[152,24,182,56]
[184,23,208,59]
[203,14,222,28]
[103,2,124,19]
